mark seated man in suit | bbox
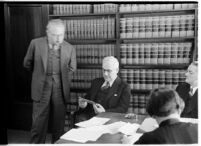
[122,88,198,144]
[76,56,131,122]
[176,61,198,118]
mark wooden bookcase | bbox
[46,3,198,128]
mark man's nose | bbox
[56,36,60,41]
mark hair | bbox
[46,19,66,32]
[102,56,119,69]
[146,88,185,117]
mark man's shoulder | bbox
[62,40,74,47]
[92,77,104,83]
[177,82,190,89]
[115,77,129,87]
[32,37,46,42]
[31,37,46,44]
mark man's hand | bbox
[78,97,87,108]
[93,103,105,114]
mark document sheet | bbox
[75,117,110,127]
[60,126,108,143]
[118,123,140,135]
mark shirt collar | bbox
[102,76,117,87]
[191,86,198,95]
[159,118,180,127]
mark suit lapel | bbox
[91,79,104,101]
[104,77,121,102]
[40,37,48,73]
[187,89,198,112]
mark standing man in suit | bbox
[176,61,198,118]
[76,56,131,122]
[23,19,76,143]
[122,88,198,144]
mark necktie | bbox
[101,82,110,90]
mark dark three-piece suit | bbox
[76,77,131,121]
[176,82,198,118]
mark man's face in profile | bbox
[185,64,198,85]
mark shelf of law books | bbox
[47,2,198,117]
[118,3,197,115]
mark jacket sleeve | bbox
[107,83,131,113]
[76,79,96,114]
[23,40,35,71]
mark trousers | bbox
[30,76,66,143]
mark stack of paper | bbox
[121,134,143,144]
[60,126,108,143]
[118,123,140,135]
[75,117,110,127]
[104,121,127,134]
[61,117,145,143]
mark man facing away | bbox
[122,88,198,144]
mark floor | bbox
[7,129,52,144]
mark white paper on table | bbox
[60,126,108,143]
[104,121,127,134]
[75,117,110,127]
[139,117,158,132]
[180,117,198,124]
[118,123,140,135]
[121,133,143,144]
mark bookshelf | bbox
[47,3,198,128]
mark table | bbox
[56,112,146,144]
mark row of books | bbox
[120,69,186,90]
[128,94,150,115]
[120,43,192,65]
[119,3,197,12]
[71,69,102,89]
[93,4,118,13]
[120,15,195,38]
[51,3,197,15]
[63,17,115,39]
[52,4,118,15]
[74,44,115,64]
[71,68,186,90]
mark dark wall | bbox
[5,3,47,130]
